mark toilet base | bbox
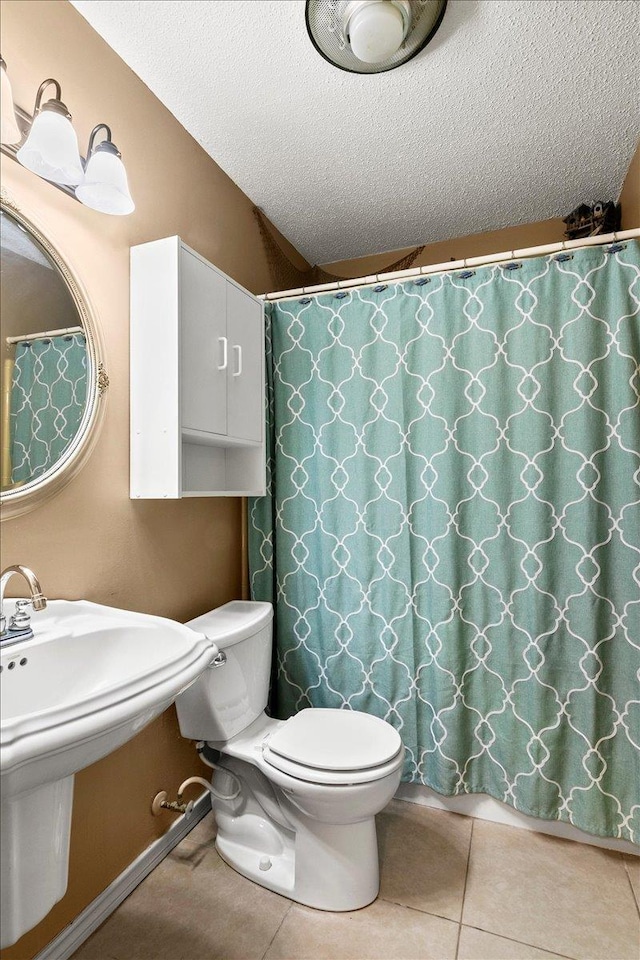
[215,829,295,900]
[214,809,380,912]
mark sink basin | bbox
[1,599,216,797]
[0,599,216,949]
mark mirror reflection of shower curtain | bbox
[9,332,87,485]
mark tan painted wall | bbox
[321,141,640,278]
[619,140,640,228]
[320,218,567,279]
[1,246,78,368]
[0,2,306,957]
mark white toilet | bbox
[176,601,404,912]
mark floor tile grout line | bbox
[73,807,640,960]
[461,922,576,959]
[374,896,461,926]
[260,900,294,960]
[455,818,474,959]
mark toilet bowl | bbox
[175,601,404,911]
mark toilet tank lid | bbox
[186,601,273,649]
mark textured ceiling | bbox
[71,0,639,264]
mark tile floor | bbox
[73,800,639,960]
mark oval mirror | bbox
[0,197,107,519]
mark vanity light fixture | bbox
[17,79,84,186]
[75,124,135,216]
[0,58,134,215]
[0,57,21,145]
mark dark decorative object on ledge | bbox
[563,201,621,240]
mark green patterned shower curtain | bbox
[249,240,640,844]
[10,332,88,485]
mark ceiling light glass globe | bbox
[348,2,406,64]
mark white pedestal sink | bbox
[0,600,216,949]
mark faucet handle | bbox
[8,595,47,628]
[9,599,34,629]
[0,565,46,637]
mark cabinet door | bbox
[180,248,227,435]
[226,284,263,443]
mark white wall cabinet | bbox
[130,237,265,497]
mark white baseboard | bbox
[396,782,639,856]
[34,792,212,960]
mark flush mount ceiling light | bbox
[305,0,447,74]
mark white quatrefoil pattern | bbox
[10,333,88,485]
[249,241,640,844]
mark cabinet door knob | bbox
[217,336,228,371]
[233,344,243,377]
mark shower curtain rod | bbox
[6,325,84,345]
[259,228,640,302]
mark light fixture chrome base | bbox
[305,0,448,74]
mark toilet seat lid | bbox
[266,708,402,771]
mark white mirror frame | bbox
[0,190,109,520]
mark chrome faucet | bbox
[0,565,47,641]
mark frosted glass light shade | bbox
[75,148,135,216]
[348,2,406,63]
[17,109,84,185]
[0,61,21,145]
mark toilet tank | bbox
[175,601,273,742]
